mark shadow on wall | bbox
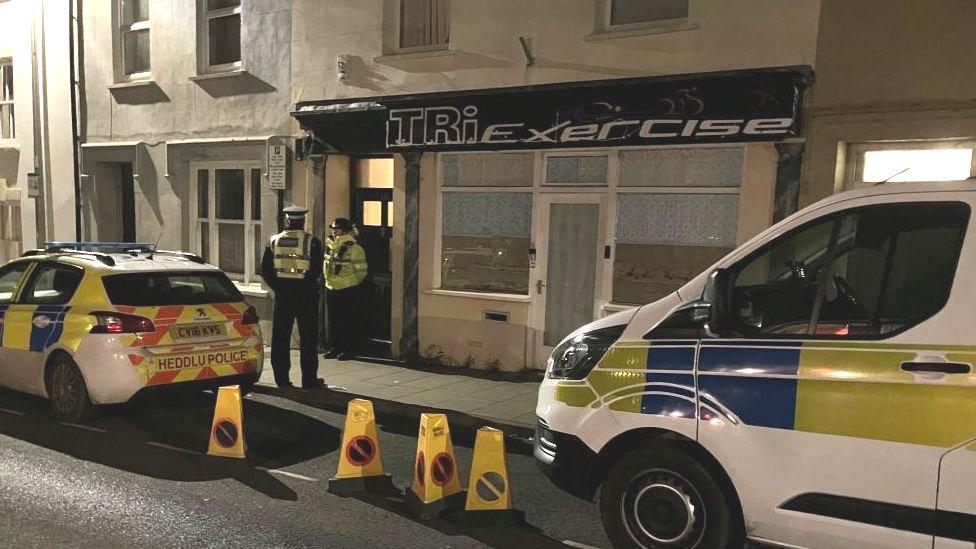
[339,55,390,91]
[191,71,277,98]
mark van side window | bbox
[727,202,969,339]
[21,263,84,305]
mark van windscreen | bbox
[102,272,244,306]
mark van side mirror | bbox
[703,268,732,336]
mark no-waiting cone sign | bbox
[207,386,246,459]
[329,399,394,495]
[407,413,465,520]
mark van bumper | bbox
[534,417,598,501]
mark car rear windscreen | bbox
[102,272,245,306]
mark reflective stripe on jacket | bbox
[272,230,312,279]
[325,234,367,290]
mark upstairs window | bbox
[202,0,242,71]
[400,0,449,51]
[608,0,689,29]
[847,142,974,189]
[0,61,12,139]
[119,0,150,78]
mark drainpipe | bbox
[68,0,82,241]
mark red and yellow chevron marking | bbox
[146,360,254,386]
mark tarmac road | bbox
[0,386,610,548]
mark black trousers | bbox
[271,295,319,387]
[327,285,362,353]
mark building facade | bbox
[803,0,976,205]
[0,0,78,262]
[291,0,820,371]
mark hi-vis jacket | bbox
[260,230,323,295]
[270,230,312,279]
[324,234,367,291]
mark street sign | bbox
[269,144,287,190]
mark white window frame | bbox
[114,0,151,82]
[189,161,262,284]
[0,60,13,140]
[845,141,976,190]
[602,0,691,33]
[396,0,450,54]
[199,0,243,74]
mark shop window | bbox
[618,148,742,187]
[545,154,608,186]
[193,164,262,283]
[440,192,532,294]
[441,153,533,187]
[607,0,689,29]
[399,0,449,51]
[847,143,974,189]
[200,0,242,72]
[0,61,12,139]
[116,0,150,79]
[726,202,969,339]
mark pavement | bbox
[0,386,609,548]
[257,352,541,433]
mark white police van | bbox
[535,180,976,548]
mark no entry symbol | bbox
[475,471,506,502]
[345,436,376,467]
[415,452,426,486]
[214,419,238,448]
[431,452,455,487]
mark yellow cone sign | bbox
[207,385,246,459]
[465,427,513,511]
[408,413,464,517]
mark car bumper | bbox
[129,372,260,401]
[534,417,599,501]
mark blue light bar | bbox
[44,242,155,252]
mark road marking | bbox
[59,422,107,433]
[0,408,26,416]
[563,541,602,549]
[147,441,202,456]
[257,467,319,482]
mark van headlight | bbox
[546,325,626,380]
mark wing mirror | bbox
[703,268,732,337]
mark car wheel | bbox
[48,356,92,422]
[599,443,742,549]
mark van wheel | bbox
[599,443,741,549]
[48,356,92,422]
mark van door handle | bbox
[901,361,971,375]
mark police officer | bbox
[260,206,325,389]
[324,218,368,361]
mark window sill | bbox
[108,79,157,91]
[0,139,19,150]
[189,69,250,83]
[234,282,269,298]
[425,288,531,303]
[584,21,700,42]
[373,48,456,64]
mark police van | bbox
[535,181,976,548]
[0,243,263,421]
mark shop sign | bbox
[268,145,287,190]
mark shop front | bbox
[294,66,812,371]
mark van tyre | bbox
[599,443,742,549]
[48,355,92,422]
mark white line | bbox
[563,541,602,549]
[0,407,26,416]
[257,467,319,482]
[146,441,202,456]
[58,422,107,433]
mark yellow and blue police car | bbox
[0,243,263,422]
[536,181,976,548]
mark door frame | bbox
[530,192,611,365]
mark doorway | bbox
[350,158,394,358]
[119,163,136,242]
[533,194,608,365]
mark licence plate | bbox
[171,322,227,341]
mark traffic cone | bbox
[207,385,246,458]
[407,413,466,520]
[328,399,395,495]
[462,427,525,526]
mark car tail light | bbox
[90,312,156,334]
[242,306,259,325]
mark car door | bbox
[0,260,34,391]
[697,198,973,548]
[4,262,84,395]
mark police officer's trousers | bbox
[326,285,362,354]
[271,295,319,387]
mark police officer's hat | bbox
[330,217,353,231]
[283,205,308,219]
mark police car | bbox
[0,243,263,421]
[536,181,976,548]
